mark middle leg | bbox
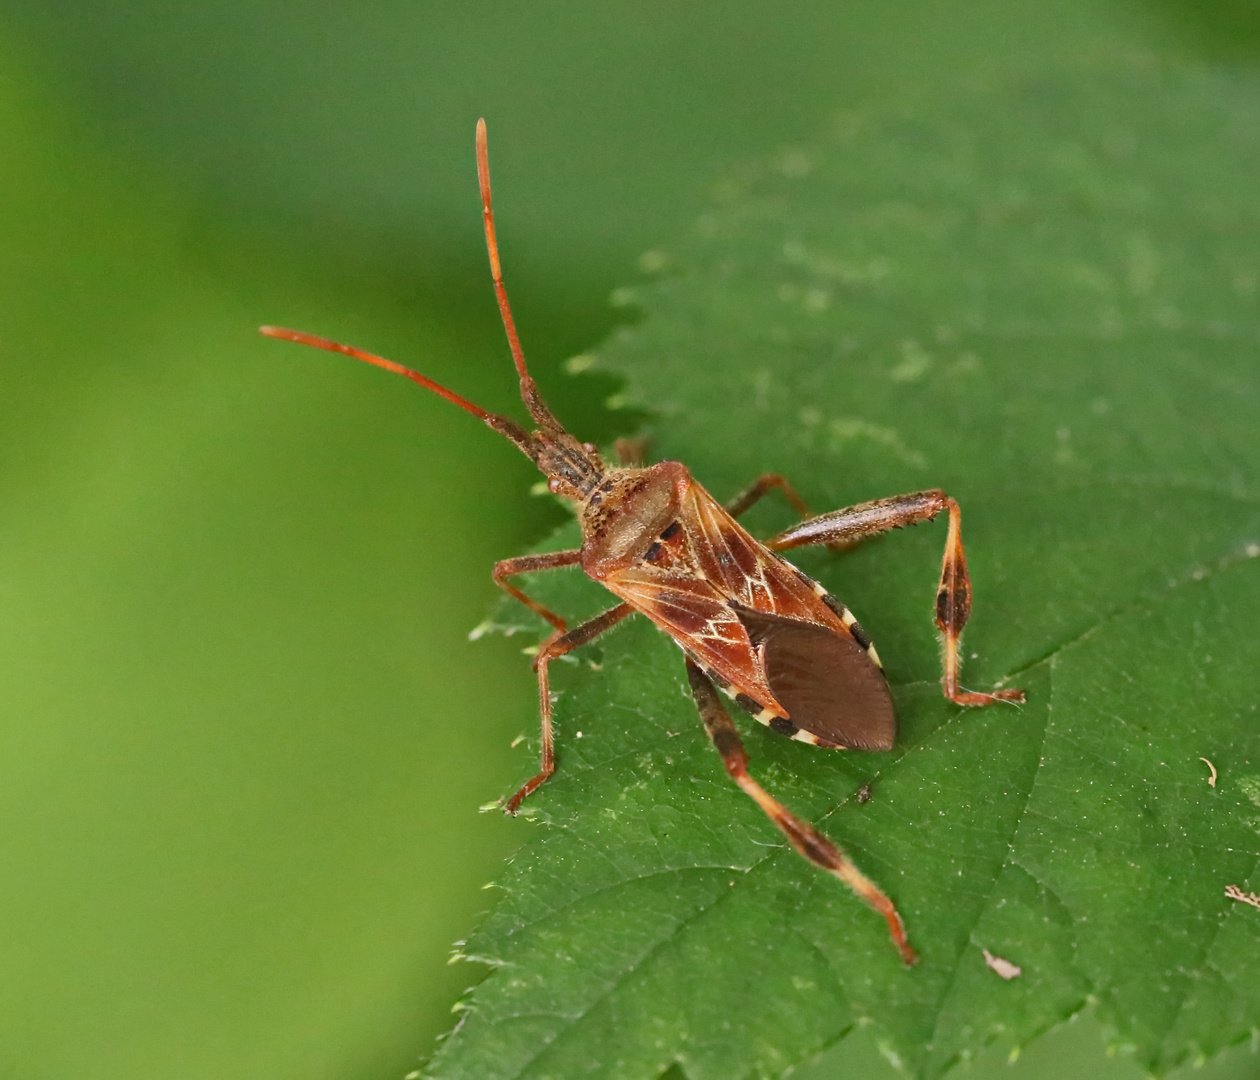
[724,473,812,520]
[503,602,634,814]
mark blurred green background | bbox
[0,3,1257,1079]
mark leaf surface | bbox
[428,55,1260,1080]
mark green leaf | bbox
[427,54,1260,1079]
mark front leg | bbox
[493,549,583,631]
[769,490,1025,707]
[492,547,619,811]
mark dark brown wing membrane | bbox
[735,606,896,751]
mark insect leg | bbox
[493,549,583,631]
[685,659,918,965]
[767,489,947,552]
[613,436,650,466]
[767,491,1025,706]
[724,473,812,520]
[504,602,634,814]
[933,498,1026,706]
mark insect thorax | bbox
[579,461,691,580]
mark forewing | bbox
[683,483,829,622]
[605,480,893,748]
[736,606,896,751]
[601,568,783,712]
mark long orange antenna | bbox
[475,118,565,435]
[259,326,538,457]
[261,327,491,418]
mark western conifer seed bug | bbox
[262,119,1025,966]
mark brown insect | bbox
[261,119,1024,966]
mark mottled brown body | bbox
[261,119,1024,967]
[583,464,896,752]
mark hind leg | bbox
[686,659,917,965]
[769,490,1025,706]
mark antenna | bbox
[260,327,490,418]
[259,326,537,457]
[476,118,565,435]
